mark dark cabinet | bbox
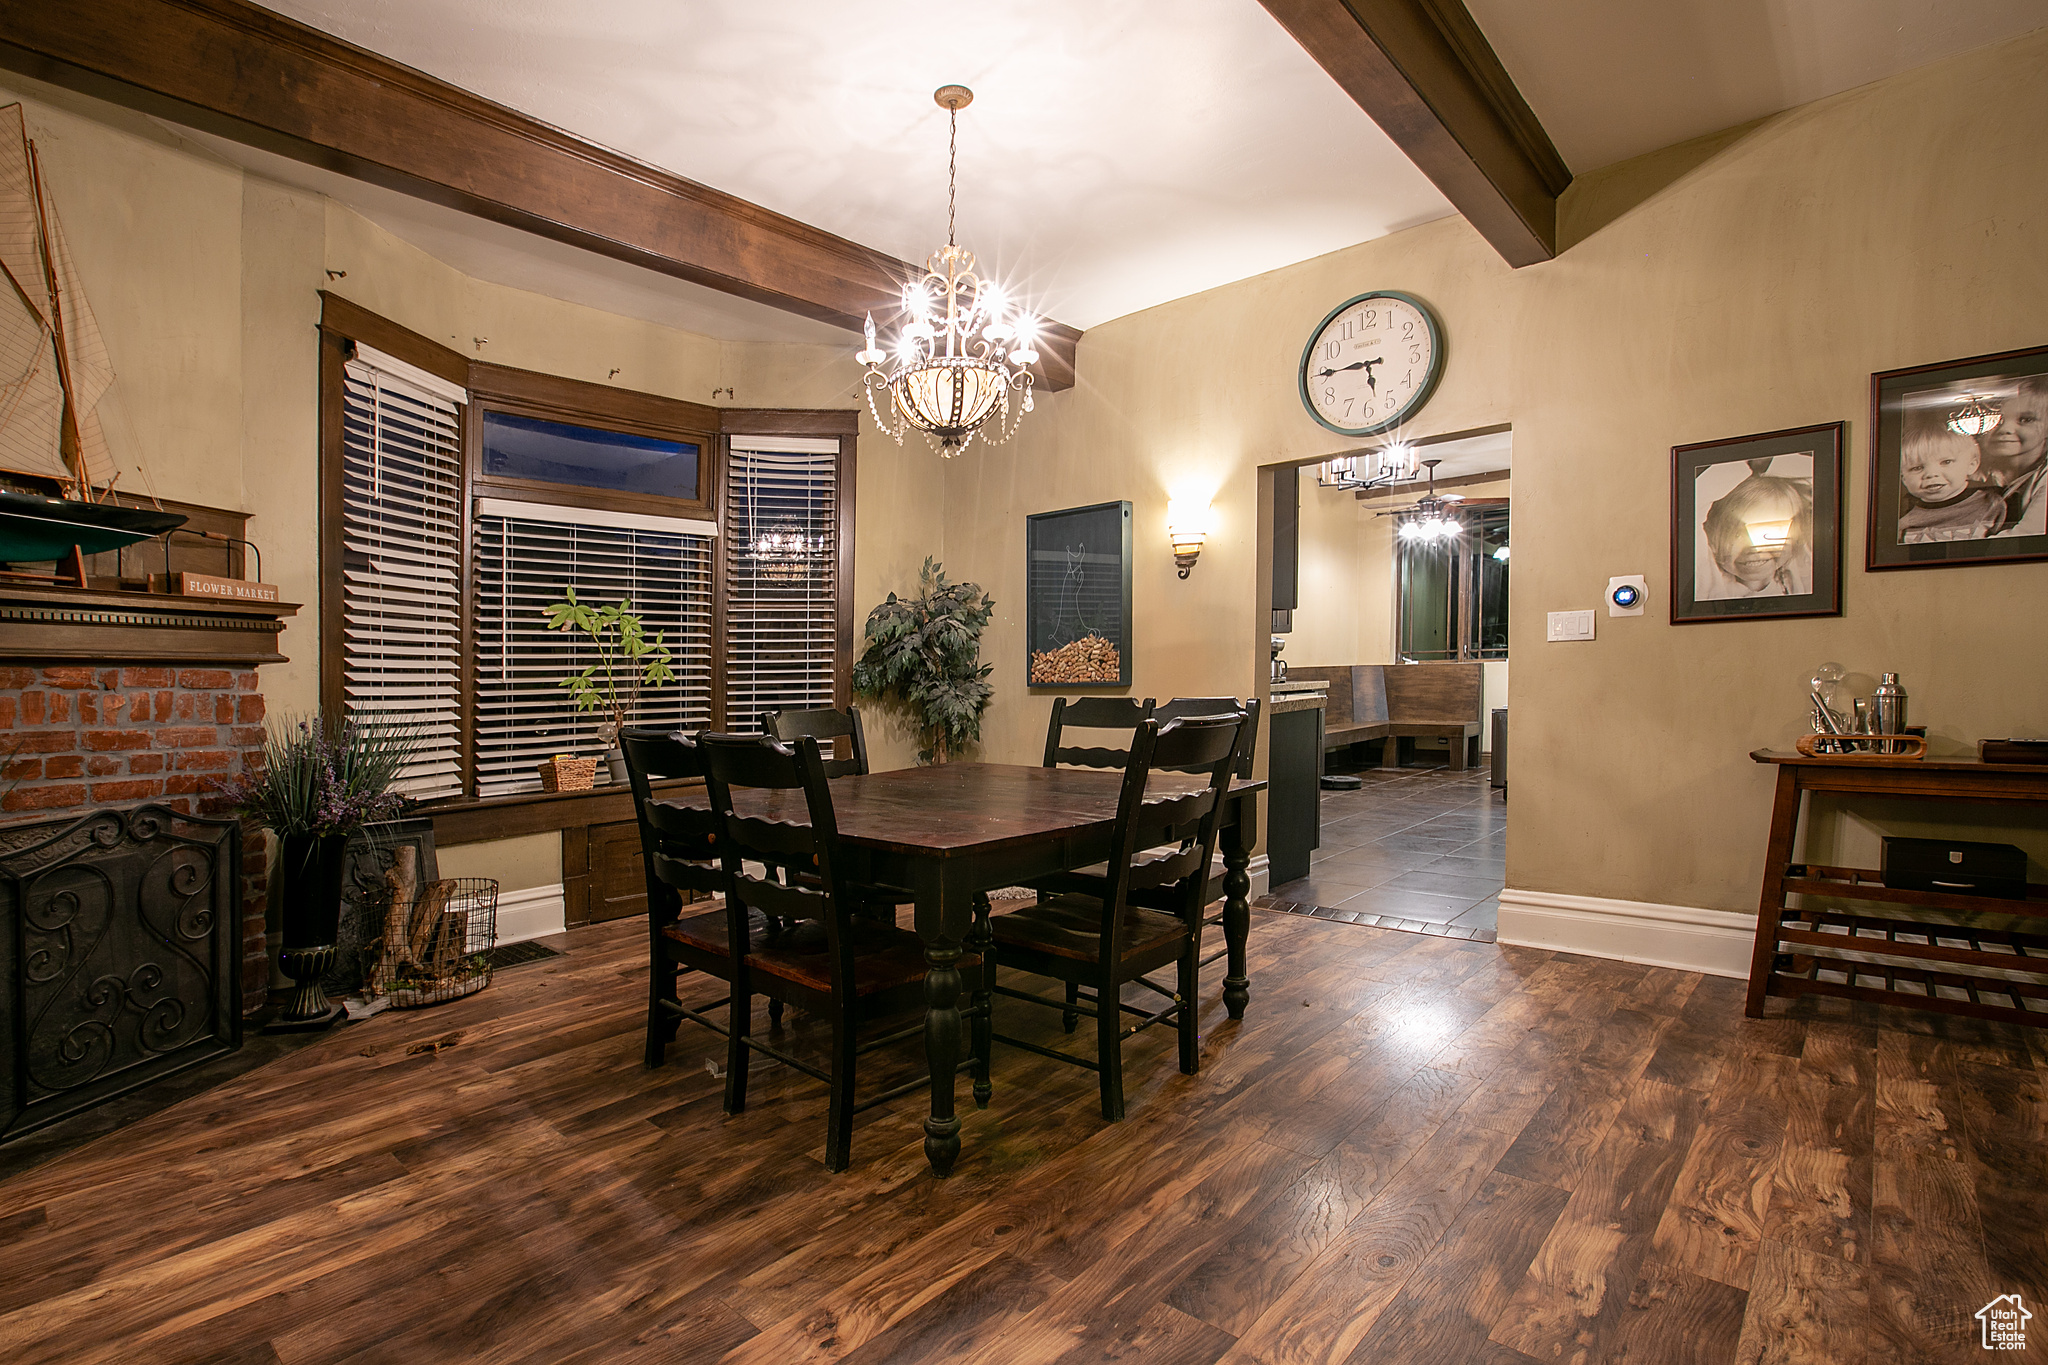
[565,820,656,925]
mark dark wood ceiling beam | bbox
[1258,0,1571,266]
[0,0,1081,388]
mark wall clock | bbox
[1298,291,1445,438]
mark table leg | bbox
[923,937,964,1177]
[970,893,993,1109]
[1221,796,1254,1021]
[1746,766,1803,1018]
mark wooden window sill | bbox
[422,776,703,846]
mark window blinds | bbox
[472,499,714,796]
[339,346,467,799]
[723,438,839,729]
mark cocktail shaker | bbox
[1872,673,1908,735]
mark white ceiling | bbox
[258,0,1455,334]
[1467,0,2048,173]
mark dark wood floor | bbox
[1,908,2042,1365]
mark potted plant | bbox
[852,557,995,764]
[217,715,419,1030]
[542,587,677,784]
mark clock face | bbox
[1298,291,1444,437]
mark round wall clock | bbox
[1297,291,1445,438]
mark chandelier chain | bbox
[947,107,958,247]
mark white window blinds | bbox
[472,499,714,797]
[723,438,840,729]
[339,346,466,799]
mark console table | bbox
[1746,750,2048,1028]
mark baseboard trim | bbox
[1497,888,1754,979]
[1248,854,1269,900]
[495,883,567,945]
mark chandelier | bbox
[1946,392,2002,438]
[749,521,818,583]
[857,85,1040,458]
[1384,459,1464,543]
[1318,441,1418,491]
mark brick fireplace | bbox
[0,581,298,1013]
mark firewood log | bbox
[407,879,458,967]
[372,845,419,992]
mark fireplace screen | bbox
[1,805,241,1141]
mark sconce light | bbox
[1166,500,1209,579]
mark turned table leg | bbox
[922,937,963,1176]
[1221,795,1255,1021]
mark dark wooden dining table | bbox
[661,761,1264,1176]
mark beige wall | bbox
[943,28,2048,912]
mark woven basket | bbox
[537,754,598,792]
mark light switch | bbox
[1546,609,1596,641]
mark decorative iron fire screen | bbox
[1,805,242,1141]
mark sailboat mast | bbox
[24,137,87,503]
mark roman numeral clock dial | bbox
[1298,291,1445,437]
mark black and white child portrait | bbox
[1899,373,2048,543]
[1694,453,1814,599]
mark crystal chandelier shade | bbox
[1946,393,2003,438]
[858,87,1039,458]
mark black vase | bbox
[273,831,350,1029]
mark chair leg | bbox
[646,956,682,1069]
[1096,979,1126,1122]
[824,1012,857,1173]
[725,977,751,1115]
[768,998,785,1027]
[1062,982,1080,1034]
[971,893,994,1108]
[1178,938,1201,1076]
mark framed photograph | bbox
[1868,343,2048,570]
[1024,500,1132,688]
[1670,422,1843,624]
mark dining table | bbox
[660,761,1265,1176]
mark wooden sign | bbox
[150,571,281,602]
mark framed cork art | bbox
[1867,342,2048,570]
[1024,500,1132,688]
[1669,422,1844,624]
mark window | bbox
[722,438,841,727]
[337,345,465,798]
[472,500,714,797]
[1396,502,1508,661]
[319,296,854,810]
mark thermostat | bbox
[1607,575,1647,616]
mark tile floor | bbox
[1264,759,1504,941]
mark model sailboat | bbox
[0,102,182,568]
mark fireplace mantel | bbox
[0,582,298,665]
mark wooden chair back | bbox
[1096,715,1245,955]
[762,704,871,778]
[1157,696,1263,778]
[1043,695,1158,769]
[1380,661,1482,725]
[697,733,853,1000]
[618,727,726,911]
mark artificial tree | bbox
[542,587,677,756]
[852,557,995,764]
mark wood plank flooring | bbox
[0,908,2042,1365]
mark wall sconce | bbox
[1166,500,1209,579]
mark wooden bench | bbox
[1285,663,1484,771]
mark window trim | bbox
[1394,497,1510,663]
[316,293,859,836]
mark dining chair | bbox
[761,704,871,778]
[990,713,1246,1121]
[620,726,784,1068]
[698,731,993,1171]
[1042,696,1157,769]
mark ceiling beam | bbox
[1257,0,1570,266]
[0,0,1082,389]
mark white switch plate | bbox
[1607,574,1647,617]
[1547,609,1596,641]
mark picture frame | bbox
[1024,500,1133,688]
[1867,343,2048,571]
[1669,422,1843,624]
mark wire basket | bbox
[369,876,498,1009]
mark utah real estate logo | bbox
[1977,1294,2031,1351]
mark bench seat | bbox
[1285,663,1484,771]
